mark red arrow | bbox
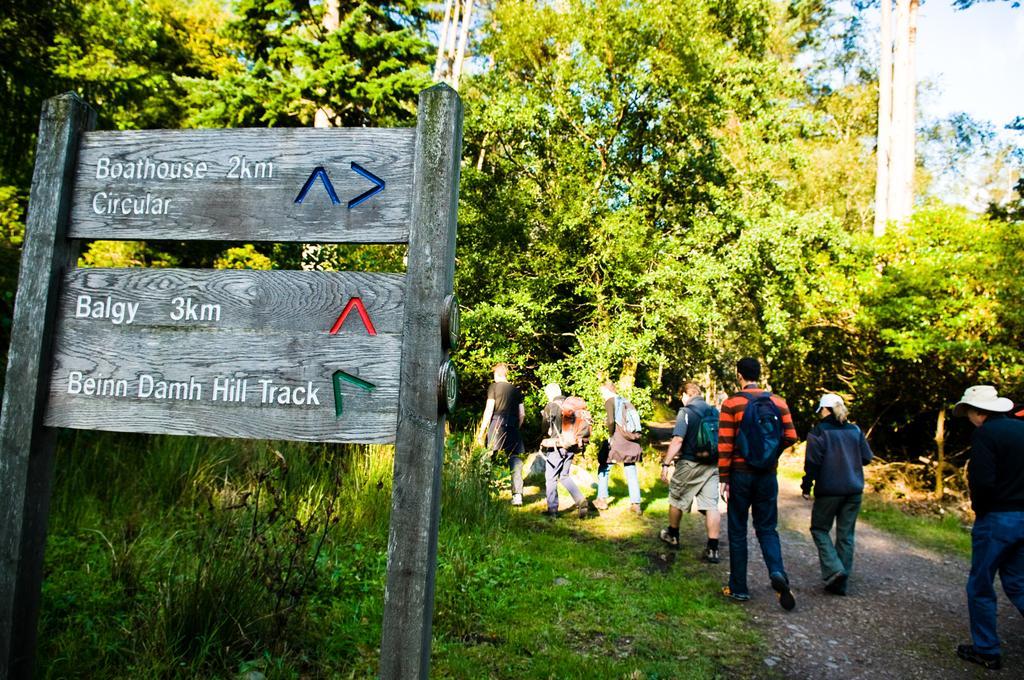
[329,297,377,336]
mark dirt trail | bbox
[645,422,1023,678]
[709,467,1021,677]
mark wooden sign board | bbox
[0,85,461,680]
[70,128,415,242]
[44,268,404,443]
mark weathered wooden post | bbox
[379,84,462,680]
[0,93,96,679]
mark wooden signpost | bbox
[0,85,461,679]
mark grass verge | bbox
[38,433,762,678]
[858,495,972,559]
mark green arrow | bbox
[332,370,375,418]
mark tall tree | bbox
[873,0,893,235]
[456,0,867,416]
[876,0,925,231]
[885,0,918,227]
[874,0,920,234]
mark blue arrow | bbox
[348,162,386,208]
[294,166,341,205]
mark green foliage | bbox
[181,0,433,128]
[849,205,1024,452]
[79,240,180,268]
[0,186,26,248]
[0,0,73,188]
[0,187,24,386]
[213,243,273,270]
[50,0,229,132]
[455,0,879,429]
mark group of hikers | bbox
[475,358,1024,672]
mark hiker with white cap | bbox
[952,385,1024,671]
[801,393,873,596]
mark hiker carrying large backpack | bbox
[539,383,590,518]
[593,382,643,515]
[718,358,799,610]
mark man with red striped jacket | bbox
[718,357,799,610]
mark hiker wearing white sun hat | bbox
[953,385,1024,671]
[952,385,1014,418]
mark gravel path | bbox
[717,464,1024,678]
[645,423,1023,678]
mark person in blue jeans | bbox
[953,385,1024,671]
[539,383,589,518]
[718,358,799,610]
[801,393,873,596]
[593,382,643,514]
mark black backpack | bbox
[736,392,783,469]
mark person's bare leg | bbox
[706,509,720,540]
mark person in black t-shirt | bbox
[475,363,526,505]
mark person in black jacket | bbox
[801,394,873,596]
[953,385,1024,671]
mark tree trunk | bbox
[448,0,461,64]
[873,0,893,237]
[314,0,341,128]
[451,0,475,89]
[888,0,917,227]
[619,358,636,392]
[901,0,918,222]
[433,0,454,81]
[934,407,945,498]
[306,0,341,270]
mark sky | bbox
[914,1,1024,130]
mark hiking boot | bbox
[659,528,679,548]
[630,503,643,516]
[576,500,590,518]
[721,586,750,602]
[702,547,720,564]
[824,572,848,596]
[543,508,558,518]
[592,497,609,510]
[957,644,1002,670]
[770,572,796,611]
[511,493,523,507]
